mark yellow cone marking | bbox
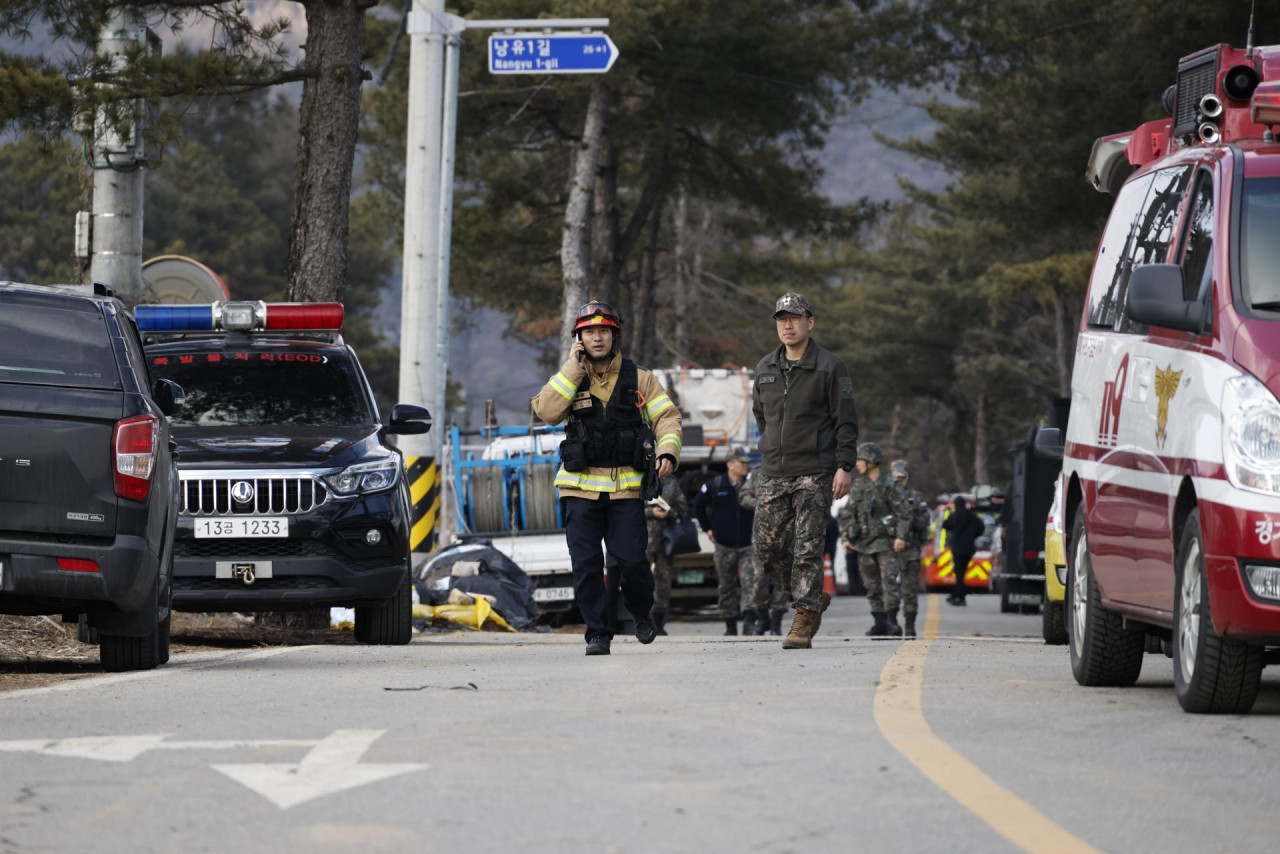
[873,594,1104,854]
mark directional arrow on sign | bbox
[212,730,427,810]
[0,729,427,809]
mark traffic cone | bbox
[822,554,837,596]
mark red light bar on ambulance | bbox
[135,301,344,333]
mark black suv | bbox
[0,283,183,671]
[138,302,430,644]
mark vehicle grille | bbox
[180,475,328,516]
[173,577,339,591]
[175,538,341,559]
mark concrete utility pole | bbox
[398,0,450,558]
[89,10,151,304]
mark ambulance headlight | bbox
[1223,374,1280,495]
[324,459,400,496]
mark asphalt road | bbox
[2,593,1277,854]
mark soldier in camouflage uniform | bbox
[838,443,910,637]
[890,459,933,638]
[752,292,860,650]
[645,473,689,635]
[734,466,790,635]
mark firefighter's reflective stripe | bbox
[645,393,675,419]
[657,431,682,456]
[406,455,439,553]
[549,372,577,401]
[553,468,646,492]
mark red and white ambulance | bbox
[1059,42,1280,713]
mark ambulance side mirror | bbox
[1125,264,1205,334]
[1034,427,1063,460]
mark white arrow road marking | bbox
[210,730,428,810]
[0,735,171,762]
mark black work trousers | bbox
[952,551,974,601]
[563,496,654,640]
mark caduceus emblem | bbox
[1154,364,1183,450]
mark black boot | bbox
[904,612,917,638]
[635,612,657,645]
[866,612,888,636]
[653,610,668,636]
[724,618,738,636]
[585,634,611,656]
[769,609,785,636]
[885,608,904,637]
[742,609,760,636]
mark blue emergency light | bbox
[135,301,344,333]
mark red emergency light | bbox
[264,303,345,330]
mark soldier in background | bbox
[735,464,789,635]
[890,459,933,638]
[839,443,910,637]
[646,473,689,635]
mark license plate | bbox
[533,587,574,602]
[216,561,273,581]
[194,517,288,538]
[676,570,705,585]
[1009,593,1041,605]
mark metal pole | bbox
[399,0,447,558]
[434,33,461,544]
[90,10,146,304]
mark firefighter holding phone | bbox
[532,301,683,656]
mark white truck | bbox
[440,366,756,618]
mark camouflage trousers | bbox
[647,520,674,613]
[897,549,921,616]
[859,549,901,613]
[751,473,833,612]
[714,544,751,619]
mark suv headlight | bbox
[1223,374,1280,495]
[324,459,401,496]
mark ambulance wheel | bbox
[1042,594,1067,645]
[1067,513,1143,687]
[1173,510,1263,714]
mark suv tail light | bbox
[113,414,158,501]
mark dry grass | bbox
[0,612,359,693]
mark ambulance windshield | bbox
[1242,177,1280,312]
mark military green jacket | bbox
[838,471,910,554]
[752,338,859,479]
[899,486,932,557]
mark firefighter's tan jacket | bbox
[531,353,682,501]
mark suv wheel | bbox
[354,569,412,645]
[1042,592,1067,645]
[100,576,169,673]
[1173,509,1263,713]
[1067,513,1143,686]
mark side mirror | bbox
[385,403,433,435]
[153,378,185,417]
[1125,264,1205,333]
[1033,427,1063,460]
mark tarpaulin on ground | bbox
[413,542,540,631]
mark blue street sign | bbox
[488,32,619,75]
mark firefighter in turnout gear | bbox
[838,442,910,637]
[890,459,932,638]
[531,301,683,656]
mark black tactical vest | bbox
[560,359,654,471]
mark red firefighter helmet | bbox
[572,300,623,333]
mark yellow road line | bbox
[874,594,1104,854]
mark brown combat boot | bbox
[782,607,820,649]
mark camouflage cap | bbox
[857,442,884,464]
[772,291,813,318]
[729,446,753,463]
[890,459,909,479]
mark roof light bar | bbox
[135,301,344,333]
